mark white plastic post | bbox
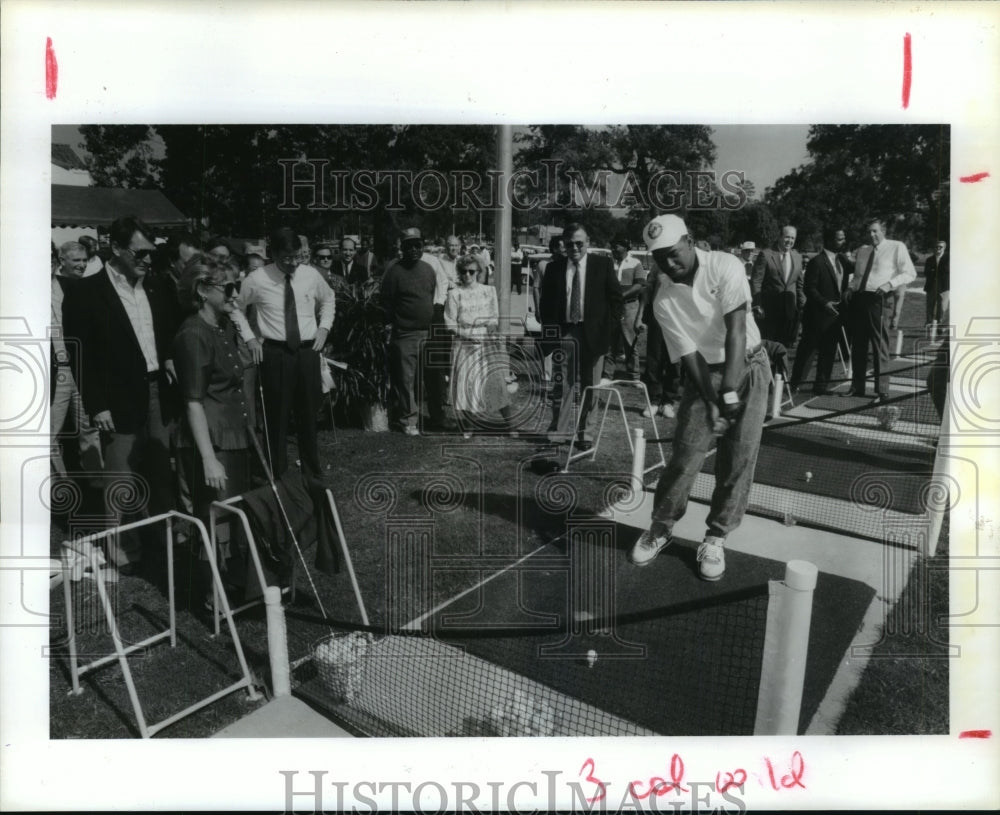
[630,427,646,500]
[265,586,291,698]
[925,390,950,558]
[894,330,904,356]
[771,373,784,417]
[754,560,818,735]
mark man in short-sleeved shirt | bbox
[604,235,649,381]
[629,215,771,583]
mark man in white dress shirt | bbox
[237,227,335,478]
[844,218,916,400]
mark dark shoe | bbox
[846,388,866,398]
[812,387,831,396]
[876,392,890,403]
[575,439,594,452]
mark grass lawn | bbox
[48,282,948,738]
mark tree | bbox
[517,125,718,231]
[79,125,162,188]
[764,125,950,252]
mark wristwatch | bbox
[721,390,739,406]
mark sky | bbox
[710,124,811,195]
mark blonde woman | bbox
[444,255,516,437]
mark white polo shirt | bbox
[652,248,761,365]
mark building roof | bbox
[51,143,88,171]
[51,185,188,229]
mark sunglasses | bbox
[128,248,155,261]
[315,254,333,261]
[204,281,239,297]
[458,268,477,275]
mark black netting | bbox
[288,583,770,737]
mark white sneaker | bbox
[403,425,420,437]
[629,529,673,566]
[659,403,676,418]
[697,536,726,581]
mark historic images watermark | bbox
[280,768,749,813]
[277,159,750,213]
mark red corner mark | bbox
[958,730,992,739]
[959,172,991,184]
[45,37,58,99]
[902,33,912,109]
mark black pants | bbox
[642,317,680,405]
[260,341,322,479]
[850,292,891,396]
[790,314,849,392]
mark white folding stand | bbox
[60,511,262,738]
[562,379,667,475]
[208,488,370,636]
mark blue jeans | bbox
[649,346,771,538]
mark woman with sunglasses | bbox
[173,255,253,609]
[444,255,517,438]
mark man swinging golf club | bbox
[629,215,771,581]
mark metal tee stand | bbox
[563,379,667,475]
[207,488,370,636]
[60,511,262,738]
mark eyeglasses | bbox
[204,281,239,298]
[565,241,587,249]
[315,255,333,261]
[458,268,477,275]
[128,248,155,261]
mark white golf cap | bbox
[643,214,688,252]
[741,241,756,251]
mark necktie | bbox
[569,261,582,323]
[284,273,301,350]
[834,255,843,291]
[782,251,791,283]
[858,246,876,293]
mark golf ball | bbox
[586,649,598,668]
[805,471,813,482]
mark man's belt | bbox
[263,338,315,349]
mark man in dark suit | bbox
[538,223,624,446]
[751,225,805,350]
[790,226,854,394]
[923,239,950,326]
[63,216,181,573]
